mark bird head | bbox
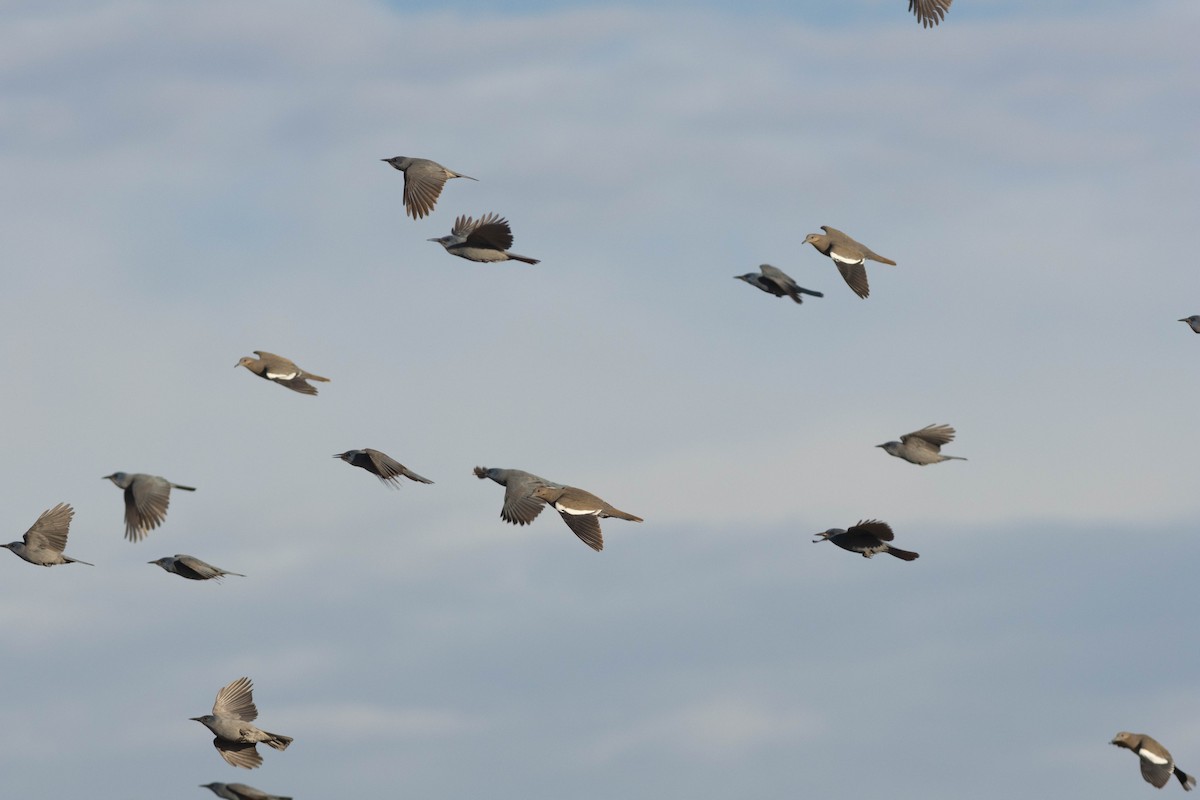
[102,472,128,486]
[381,156,409,170]
[813,528,844,543]
[190,715,218,730]
[876,441,902,455]
[149,557,172,569]
[333,451,358,461]
[235,356,256,369]
[427,235,455,248]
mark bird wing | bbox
[225,785,272,800]
[213,677,258,722]
[215,739,263,769]
[1140,754,1173,789]
[366,449,406,481]
[909,0,952,28]
[175,555,224,580]
[849,519,894,542]
[450,214,479,237]
[403,162,448,220]
[758,264,793,284]
[126,477,171,541]
[903,424,955,449]
[465,214,515,251]
[502,473,550,526]
[835,261,870,299]
[555,510,604,552]
[24,502,73,553]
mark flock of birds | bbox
[5,1,1196,797]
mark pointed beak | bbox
[427,237,439,242]
[189,716,203,722]
[875,443,885,448]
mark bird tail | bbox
[172,484,197,491]
[798,287,824,298]
[305,373,331,383]
[264,733,293,751]
[1175,768,1197,791]
[942,456,968,462]
[473,466,488,479]
[66,556,95,566]
[508,253,540,265]
[607,509,644,523]
[886,547,919,561]
[869,253,897,266]
[404,470,435,484]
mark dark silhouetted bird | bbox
[2,503,93,566]
[103,472,195,542]
[803,226,896,298]
[381,156,476,220]
[201,783,292,800]
[1111,731,1196,791]
[531,484,643,552]
[236,351,329,396]
[428,213,539,264]
[334,449,433,488]
[735,264,823,304]
[813,520,918,561]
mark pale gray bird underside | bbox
[191,677,293,769]
[474,466,562,527]
[334,449,434,488]
[151,554,244,582]
[909,0,953,28]
[2,502,93,566]
[877,424,967,465]
[200,783,293,800]
[103,472,196,542]
[428,213,539,264]
[803,225,896,299]
[381,156,477,220]
[1111,731,1197,791]
[237,350,330,396]
[531,484,644,552]
[735,264,824,304]
[814,519,919,561]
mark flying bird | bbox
[191,677,293,769]
[382,156,476,220]
[813,520,918,561]
[734,264,823,304]
[236,351,329,396]
[909,0,953,27]
[150,554,244,582]
[103,472,195,542]
[333,449,433,488]
[1,503,93,566]
[531,484,643,552]
[201,783,292,800]
[803,225,896,298]
[428,213,539,264]
[1111,732,1196,791]
[474,466,560,527]
[877,424,967,465]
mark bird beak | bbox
[332,453,345,458]
[189,716,203,722]
[874,444,885,448]
[101,474,113,480]
[147,561,155,565]
[427,237,439,242]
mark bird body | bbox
[151,554,244,582]
[814,520,918,561]
[334,449,433,487]
[1179,316,1200,334]
[236,351,329,396]
[428,213,539,264]
[2,503,93,566]
[192,677,292,769]
[474,466,560,526]
[735,264,823,304]
[1111,731,1196,790]
[382,156,476,219]
[877,424,966,465]
[909,0,953,27]
[201,783,292,800]
[103,472,195,541]
[531,484,643,552]
[803,225,895,299]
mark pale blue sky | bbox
[2,1,1199,798]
